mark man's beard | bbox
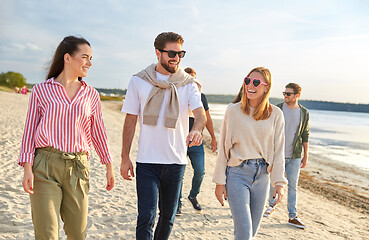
[160,59,178,73]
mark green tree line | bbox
[0,71,27,88]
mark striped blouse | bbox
[18,78,112,166]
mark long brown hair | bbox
[240,67,273,121]
[233,85,243,103]
[47,36,90,81]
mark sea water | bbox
[208,103,369,171]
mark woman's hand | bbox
[22,163,34,194]
[105,163,115,191]
[215,184,227,206]
[273,185,284,205]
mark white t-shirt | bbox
[121,71,202,165]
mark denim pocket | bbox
[226,162,259,189]
[237,160,247,168]
[228,162,257,176]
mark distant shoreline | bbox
[19,84,369,113]
[206,94,369,113]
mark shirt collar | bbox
[47,77,87,87]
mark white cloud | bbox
[10,43,41,51]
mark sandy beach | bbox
[0,90,368,240]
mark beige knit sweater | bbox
[212,102,288,187]
[134,64,195,128]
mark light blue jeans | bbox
[226,159,270,240]
[268,158,301,219]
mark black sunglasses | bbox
[158,49,186,58]
[283,92,296,96]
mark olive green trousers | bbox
[30,147,89,240]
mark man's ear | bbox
[155,49,161,60]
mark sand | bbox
[0,91,368,240]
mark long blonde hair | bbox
[240,67,273,120]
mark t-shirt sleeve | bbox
[201,93,209,111]
[121,76,140,115]
[188,82,202,111]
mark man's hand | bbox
[210,138,217,152]
[120,114,137,181]
[120,156,135,181]
[205,109,217,152]
[188,106,206,147]
[186,130,203,147]
[300,156,308,168]
[301,142,309,168]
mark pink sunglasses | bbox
[244,77,268,88]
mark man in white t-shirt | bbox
[120,32,206,240]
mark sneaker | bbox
[288,217,307,229]
[175,205,182,216]
[188,195,202,211]
[263,205,276,218]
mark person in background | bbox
[120,32,206,240]
[263,83,309,229]
[19,36,115,240]
[21,85,28,94]
[14,86,20,93]
[213,67,287,240]
[176,67,217,215]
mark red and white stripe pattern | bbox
[18,78,112,166]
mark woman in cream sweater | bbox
[213,67,287,240]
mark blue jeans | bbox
[226,159,270,240]
[268,158,301,219]
[178,143,205,206]
[136,162,186,240]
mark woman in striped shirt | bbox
[19,36,115,240]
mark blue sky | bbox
[1,0,369,103]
